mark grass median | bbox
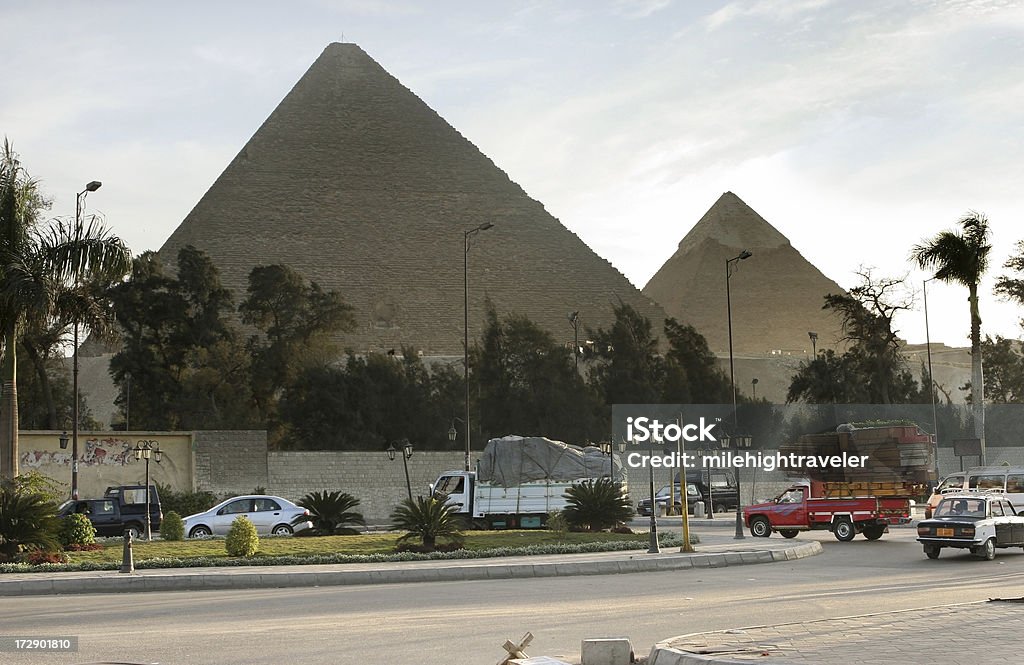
[50,529,666,568]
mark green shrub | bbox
[0,481,61,562]
[156,483,219,518]
[296,491,365,535]
[563,478,635,532]
[59,513,96,548]
[390,496,463,552]
[225,516,259,557]
[546,510,569,534]
[160,511,185,541]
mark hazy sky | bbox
[2,0,1022,348]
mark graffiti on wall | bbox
[20,437,136,469]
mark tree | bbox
[562,478,635,531]
[240,265,355,439]
[475,305,603,445]
[787,270,920,404]
[911,213,992,461]
[661,318,731,404]
[972,336,1024,404]
[390,496,464,552]
[589,302,663,406]
[295,491,365,535]
[995,239,1024,328]
[1,141,130,479]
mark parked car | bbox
[917,492,1024,560]
[637,483,702,516]
[57,484,162,539]
[58,497,160,539]
[183,495,313,538]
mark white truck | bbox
[431,435,620,529]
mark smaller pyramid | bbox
[643,192,845,355]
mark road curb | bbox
[0,541,822,596]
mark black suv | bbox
[637,472,740,516]
[58,485,162,538]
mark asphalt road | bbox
[4,529,1024,665]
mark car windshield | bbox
[934,498,986,518]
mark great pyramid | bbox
[158,43,664,355]
[643,192,845,355]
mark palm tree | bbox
[0,482,61,561]
[294,490,366,535]
[390,496,464,552]
[911,213,991,463]
[0,141,131,479]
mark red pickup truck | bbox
[744,484,912,541]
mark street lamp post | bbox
[726,250,752,417]
[71,180,102,500]
[721,434,752,539]
[132,440,161,540]
[568,311,580,372]
[808,331,818,357]
[463,222,494,472]
[647,435,661,554]
[751,377,758,401]
[387,439,414,502]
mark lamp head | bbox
[738,250,752,260]
[447,425,457,442]
[386,444,397,462]
[85,181,102,192]
[479,222,494,231]
[59,431,69,450]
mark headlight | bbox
[959,526,975,537]
[917,526,931,536]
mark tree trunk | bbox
[969,283,986,464]
[0,324,19,480]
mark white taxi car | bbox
[916,492,1024,560]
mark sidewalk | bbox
[648,599,1024,665]
[0,533,821,597]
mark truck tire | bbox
[778,529,799,539]
[750,517,771,537]
[862,526,885,541]
[833,519,855,542]
[124,523,144,540]
[924,545,940,559]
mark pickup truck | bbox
[743,484,911,541]
[58,484,162,539]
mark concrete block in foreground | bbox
[582,637,633,665]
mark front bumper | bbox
[917,536,980,549]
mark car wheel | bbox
[272,524,294,536]
[189,525,213,539]
[862,526,885,541]
[778,529,799,539]
[750,517,771,537]
[833,520,855,542]
[924,545,940,559]
[979,538,996,561]
[124,523,143,540]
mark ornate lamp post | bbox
[808,331,818,357]
[463,222,494,471]
[720,434,752,539]
[132,440,161,540]
[71,180,101,499]
[387,439,414,502]
[751,377,758,401]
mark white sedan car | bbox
[184,495,313,538]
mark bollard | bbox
[119,529,135,574]
[694,501,706,518]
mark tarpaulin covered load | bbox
[477,435,617,488]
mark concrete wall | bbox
[193,431,269,495]
[17,431,194,499]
